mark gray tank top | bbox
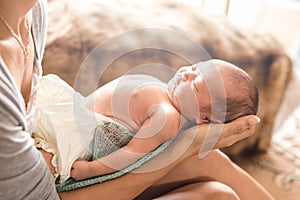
[0,1,59,199]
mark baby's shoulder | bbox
[121,74,163,84]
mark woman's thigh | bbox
[135,149,235,199]
[154,181,239,200]
[154,149,233,185]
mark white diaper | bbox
[33,74,113,183]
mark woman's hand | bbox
[214,115,260,149]
[182,115,260,156]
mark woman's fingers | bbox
[215,115,260,149]
[179,115,260,158]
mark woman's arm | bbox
[61,115,259,200]
[0,63,59,199]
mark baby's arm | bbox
[71,105,180,180]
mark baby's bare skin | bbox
[85,74,182,133]
[71,75,185,180]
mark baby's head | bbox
[200,59,259,123]
[167,59,259,124]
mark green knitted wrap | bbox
[56,122,175,192]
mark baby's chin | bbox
[167,77,175,91]
[166,81,180,109]
[166,87,177,105]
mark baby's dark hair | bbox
[222,69,259,123]
[202,60,259,123]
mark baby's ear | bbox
[196,116,210,124]
[209,118,223,124]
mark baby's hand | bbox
[71,160,93,181]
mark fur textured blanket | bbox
[43,0,293,155]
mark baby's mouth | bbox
[175,74,183,85]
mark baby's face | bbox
[167,61,227,124]
[167,65,212,123]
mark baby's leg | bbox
[136,150,273,200]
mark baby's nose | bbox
[182,71,197,81]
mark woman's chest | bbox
[0,37,35,104]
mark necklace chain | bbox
[0,13,31,64]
